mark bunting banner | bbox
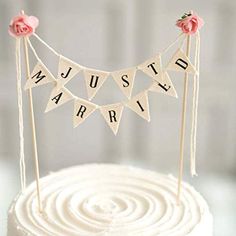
[10,11,204,201]
[23,32,198,135]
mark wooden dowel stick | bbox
[23,36,43,213]
[177,35,191,204]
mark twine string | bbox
[15,38,26,191]
[190,31,201,176]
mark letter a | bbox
[45,87,74,113]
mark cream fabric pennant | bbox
[100,103,124,135]
[73,98,97,128]
[166,48,196,74]
[138,54,163,82]
[111,68,136,99]
[45,87,74,113]
[149,72,178,98]
[57,55,81,88]
[84,69,110,100]
[126,91,150,121]
[25,62,55,90]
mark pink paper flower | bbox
[176,11,204,35]
[9,13,39,37]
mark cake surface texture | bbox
[8,164,213,236]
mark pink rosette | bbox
[9,13,39,38]
[176,11,204,35]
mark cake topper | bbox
[9,10,203,211]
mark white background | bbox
[0,0,236,235]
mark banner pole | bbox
[23,34,43,213]
[177,34,191,204]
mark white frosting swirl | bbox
[8,164,213,236]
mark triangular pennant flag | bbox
[57,55,81,88]
[25,62,56,90]
[73,98,97,128]
[138,54,163,82]
[166,48,196,74]
[100,103,124,135]
[111,68,136,99]
[45,87,74,112]
[149,72,178,98]
[84,69,110,100]
[126,91,150,121]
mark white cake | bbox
[8,164,213,236]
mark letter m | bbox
[31,70,46,84]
